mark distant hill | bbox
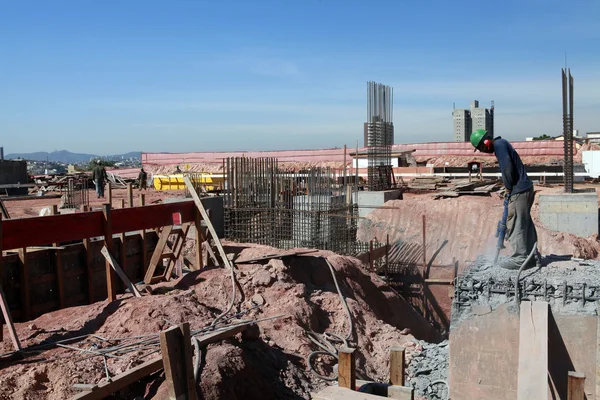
[4,150,141,163]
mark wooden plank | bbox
[51,205,66,309]
[103,204,117,302]
[338,347,356,390]
[387,385,414,400]
[164,224,190,281]
[144,225,174,284]
[18,247,30,320]
[3,212,103,250]
[139,195,147,273]
[184,177,231,270]
[111,201,196,234]
[389,347,405,386]
[120,231,127,293]
[568,371,585,400]
[193,209,203,270]
[312,386,383,400]
[69,357,163,400]
[517,301,549,400]
[160,323,197,400]
[2,201,196,250]
[101,246,142,298]
[0,283,21,351]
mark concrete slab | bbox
[356,190,402,218]
[539,192,598,237]
[517,301,548,400]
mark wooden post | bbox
[101,246,142,298]
[567,371,585,400]
[390,346,406,386]
[103,204,117,301]
[107,183,112,208]
[81,205,94,303]
[338,347,356,390]
[18,247,30,320]
[160,322,197,400]
[0,218,21,351]
[51,205,65,309]
[369,240,374,271]
[194,208,204,270]
[140,193,147,272]
[119,199,125,209]
[127,183,133,208]
[422,214,427,269]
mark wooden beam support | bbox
[144,225,174,284]
[517,301,549,400]
[193,208,203,271]
[568,371,585,400]
[139,194,148,273]
[0,283,21,351]
[81,206,94,303]
[389,346,406,386]
[160,323,197,400]
[69,324,248,400]
[119,199,125,209]
[107,183,112,208]
[70,357,163,400]
[127,183,133,208]
[18,247,30,320]
[338,347,356,390]
[103,204,117,301]
[184,176,231,270]
[101,246,142,298]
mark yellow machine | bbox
[152,173,224,191]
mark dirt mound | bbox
[358,189,600,271]
[0,246,439,399]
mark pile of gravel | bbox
[406,340,449,400]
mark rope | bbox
[306,257,354,381]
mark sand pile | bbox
[0,245,439,399]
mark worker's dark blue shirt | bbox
[493,138,532,195]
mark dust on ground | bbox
[0,246,439,399]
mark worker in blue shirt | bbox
[471,129,542,270]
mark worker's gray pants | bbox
[502,187,539,269]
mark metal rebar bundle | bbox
[223,157,358,254]
[366,81,394,191]
[562,68,574,193]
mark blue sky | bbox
[1,0,598,154]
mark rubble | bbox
[406,339,449,400]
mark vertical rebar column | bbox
[366,81,394,191]
[562,68,574,193]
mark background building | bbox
[453,100,494,142]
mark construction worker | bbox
[138,168,148,191]
[91,160,108,198]
[175,165,182,174]
[471,129,541,270]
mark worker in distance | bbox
[471,129,542,270]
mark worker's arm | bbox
[494,141,515,193]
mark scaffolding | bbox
[366,81,394,191]
[223,157,358,255]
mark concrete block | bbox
[357,190,402,218]
[539,193,598,237]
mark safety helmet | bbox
[470,129,488,151]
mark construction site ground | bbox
[1,183,599,399]
[0,246,439,400]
